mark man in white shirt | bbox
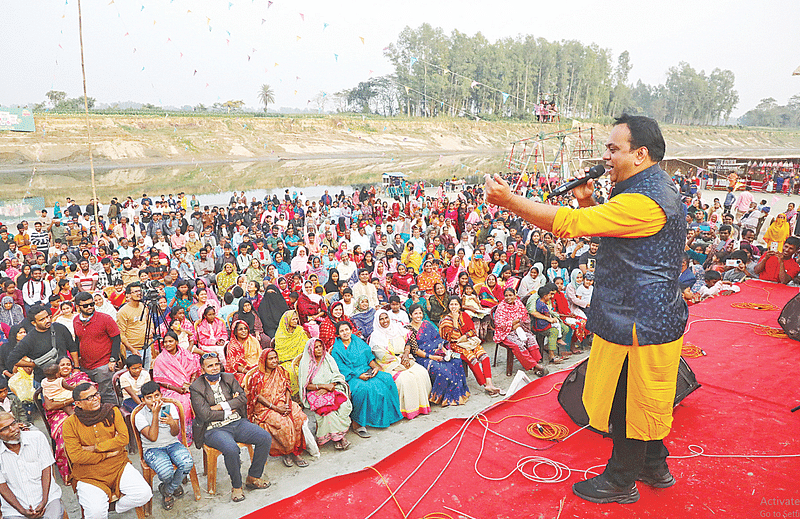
[352,269,379,308]
[22,267,52,312]
[0,412,64,519]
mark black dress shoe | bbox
[572,474,640,504]
[636,469,676,488]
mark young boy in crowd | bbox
[120,355,151,412]
[134,381,194,511]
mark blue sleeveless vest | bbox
[587,165,688,346]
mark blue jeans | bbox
[203,419,271,489]
[143,442,194,494]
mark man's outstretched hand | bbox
[484,174,514,208]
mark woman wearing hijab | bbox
[297,280,327,338]
[291,246,310,274]
[0,296,23,328]
[259,284,290,340]
[274,310,310,393]
[297,338,352,450]
[308,256,328,287]
[232,298,269,348]
[764,213,791,252]
[350,296,376,341]
[517,263,545,299]
[368,310,431,420]
[323,269,340,296]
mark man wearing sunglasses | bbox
[0,411,65,519]
[63,383,152,519]
[71,292,122,405]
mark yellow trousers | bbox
[582,327,682,441]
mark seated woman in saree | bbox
[478,273,503,308]
[318,301,359,351]
[369,310,431,420]
[517,263,545,299]
[330,321,402,437]
[467,250,490,288]
[298,338,352,450]
[195,306,228,367]
[244,348,309,468]
[226,320,262,385]
[403,285,430,321]
[258,284,289,340]
[232,298,269,349]
[188,287,219,323]
[297,280,327,338]
[152,330,201,443]
[168,306,200,353]
[494,288,548,376]
[350,296,376,341]
[439,297,502,395]
[274,310,310,394]
[405,304,469,407]
[41,356,91,481]
[426,282,449,324]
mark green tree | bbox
[258,84,275,113]
[45,90,67,108]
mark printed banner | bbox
[0,108,35,132]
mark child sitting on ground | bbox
[41,363,77,415]
[119,355,151,412]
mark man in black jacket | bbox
[189,353,271,502]
[7,304,75,383]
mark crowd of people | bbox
[0,164,794,516]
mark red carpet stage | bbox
[248,280,800,519]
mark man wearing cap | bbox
[486,114,688,504]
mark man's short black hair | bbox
[126,281,142,295]
[140,380,160,398]
[719,225,732,233]
[614,113,666,162]
[74,291,93,305]
[27,303,50,321]
[785,236,800,249]
[72,382,93,402]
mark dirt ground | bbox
[42,342,591,519]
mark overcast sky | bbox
[3,0,798,116]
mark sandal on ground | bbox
[334,440,345,450]
[162,493,175,510]
[231,489,245,502]
[172,484,185,498]
[282,455,294,467]
[570,347,582,355]
[293,455,309,468]
[245,478,271,490]
[354,426,371,438]
[339,437,351,450]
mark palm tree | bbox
[258,84,275,113]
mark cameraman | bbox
[116,282,151,369]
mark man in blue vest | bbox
[485,114,687,504]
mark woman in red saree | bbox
[226,320,262,384]
[245,348,309,467]
[389,263,415,300]
[478,274,504,308]
[318,301,359,350]
[297,280,327,338]
[152,330,201,443]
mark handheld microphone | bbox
[546,164,606,199]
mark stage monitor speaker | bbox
[557,356,701,433]
[778,293,800,341]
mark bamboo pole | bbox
[77,0,100,244]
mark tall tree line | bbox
[738,96,800,128]
[337,24,740,125]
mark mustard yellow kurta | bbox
[552,193,681,441]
